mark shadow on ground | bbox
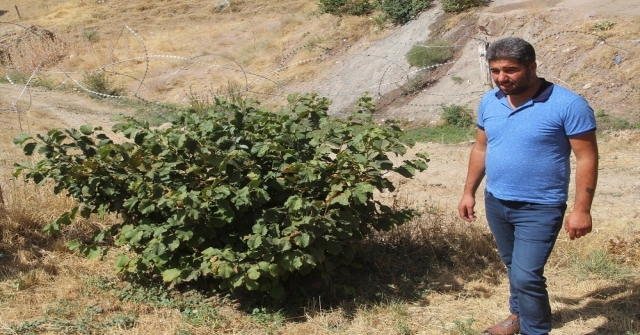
[552,281,640,334]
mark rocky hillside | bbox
[0,0,638,123]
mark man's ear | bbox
[529,61,537,73]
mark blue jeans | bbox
[484,191,566,335]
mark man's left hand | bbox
[564,211,593,240]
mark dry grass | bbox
[1,170,638,334]
[5,0,394,106]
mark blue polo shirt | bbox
[478,79,597,204]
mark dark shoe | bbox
[483,314,520,335]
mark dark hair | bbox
[486,37,536,65]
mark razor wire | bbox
[0,21,638,127]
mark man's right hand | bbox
[458,195,477,222]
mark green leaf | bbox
[162,269,182,282]
[268,263,282,277]
[245,279,259,291]
[84,245,102,260]
[353,182,374,204]
[79,124,94,135]
[292,256,303,269]
[23,142,37,156]
[270,284,285,300]
[258,261,270,272]
[222,249,236,262]
[247,235,262,249]
[13,134,33,145]
[413,158,428,170]
[232,275,244,288]
[247,266,261,280]
[279,239,292,251]
[416,152,430,161]
[326,239,342,255]
[217,263,235,279]
[97,204,108,219]
[123,197,139,211]
[395,162,416,177]
[168,238,180,251]
[138,199,156,215]
[293,233,311,248]
[115,254,129,271]
[330,190,351,206]
[43,222,60,234]
[176,229,194,241]
[284,195,304,211]
[252,224,268,236]
[68,240,81,251]
[79,204,92,219]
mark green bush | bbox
[82,29,99,43]
[441,0,487,12]
[441,104,474,128]
[406,39,454,68]
[14,93,428,300]
[318,0,432,25]
[592,20,615,31]
[318,0,374,16]
[376,0,432,25]
[82,71,125,97]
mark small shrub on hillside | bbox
[596,110,640,131]
[213,0,231,12]
[2,69,27,84]
[406,39,454,68]
[14,93,429,300]
[318,0,375,16]
[376,0,433,25]
[82,29,99,43]
[441,104,474,128]
[593,20,615,31]
[82,71,125,97]
[441,0,488,12]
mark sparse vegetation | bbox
[376,0,434,25]
[318,0,433,25]
[596,109,640,132]
[399,104,475,144]
[441,104,474,128]
[318,0,375,16]
[406,38,454,68]
[81,29,99,43]
[441,0,488,12]
[82,71,125,97]
[450,317,476,335]
[572,249,632,281]
[593,20,616,31]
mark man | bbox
[458,37,598,335]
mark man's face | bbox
[489,59,536,95]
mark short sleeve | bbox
[477,94,489,130]
[564,97,597,138]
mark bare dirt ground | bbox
[1,0,640,334]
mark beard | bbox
[495,69,535,95]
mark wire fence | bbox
[1,19,638,125]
